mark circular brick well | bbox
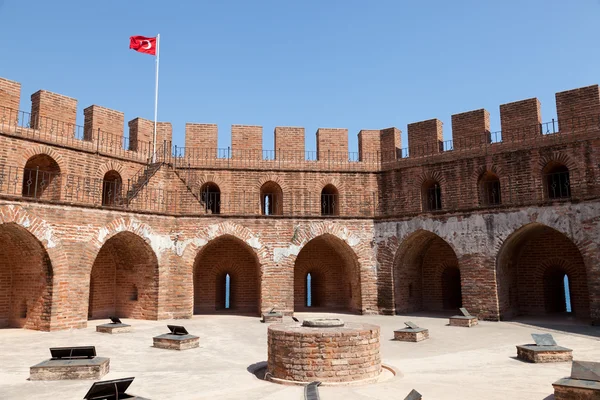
[266,318,382,385]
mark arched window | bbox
[321,184,339,216]
[543,162,571,199]
[306,273,312,307]
[564,274,572,313]
[200,182,220,214]
[543,266,571,313]
[479,171,501,206]
[102,170,123,206]
[422,179,442,211]
[22,154,61,200]
[260,181,283,216]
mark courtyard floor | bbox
[0,312,599,399]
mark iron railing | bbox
[1,162,598,217]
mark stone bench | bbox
[552,361,600,399]
[30,358,109,381]
[394,322,429,342]
[153,333,199,351]
[517,333,572,363]
[449,307,478,327]
[96,322,132,334]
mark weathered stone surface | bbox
[449,316,478,327]
[553,377,600,399]
[153,334,199,351]
[302,318,344,327]
[532,333,557,346]
[29,357,109,381]
[516,344,573,363]
[96,323,132,334]
[394,328,429,342]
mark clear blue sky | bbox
[1,0,599,153]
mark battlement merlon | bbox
[0,77,21,112]
[499,98,542,142]
[556,84,600,132]
[275,127,305,160]
[407,119,443,157]
[84,105,125,141]
[358,128,402,162]
[128,117,172,153]
[31,90,78,134]
[317,128,348,161]
[451,109,490,150]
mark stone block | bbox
[516,344,573,363]
[552,378,600,399]
[96,322,132,334]
[449,315,478,327]
[261,312,283,323]
[29,357,110,381]
[394,327,429,342]
[152,334,199,351]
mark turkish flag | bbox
[129,35,157,55]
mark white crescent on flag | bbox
[142,40,152,49]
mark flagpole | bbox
[152,33,160,163]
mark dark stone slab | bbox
[96,323,132,334]
[304,381,321,400]
[404,321,420,329]
[404,389,422,400]
[395,327,428,333]
[532,333,558,346]
[553,377,600,391]
[459,307,471,317]
[517,344,572,353]
[153,333,198,341]
[84,377,151,400]
[571,361,600,382]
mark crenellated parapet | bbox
[0,75,599,174]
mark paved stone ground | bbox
[0,313,598,399]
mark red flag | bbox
[129,35,157,55]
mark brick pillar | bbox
[30,90,78,136]
[458,254,499,321]
[499,98,542,142]
[128,117,155,154]
[580,242,600,325]
[274,127,305,161]
[185,123,218,159]
[451,109,491,150]
[358,130,380,163]
[407,119,443,157]
[261,257,294,315]
[316,128,348,162]
[555,85,600,133]
[83,105,124,142]
[0,77,21,112]
[231,125,262,160]
[380,127,401,162]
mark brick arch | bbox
[20,145,66,171]
[310,176,345,194]
[471,164,503,181]
[417,169,445,186]
[0,205,69,331]
[255,174,290,193]
[97,160,125,179]
[293,233,362,313]
[495,222,590,319]
[193,233,261,314]
[538,152,577,172]
[80,217,160,276]
[392,229,460,313]
[194,173,226,192]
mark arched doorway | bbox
[88,232,159,320]
[294,234,361,313]
[193,235,261,315]
[22,154,61,200]
[393,230,461,313]
[102,170,123,206]
[321,184,339,216]
[200,182,221,214]
[496,223,589,320]
[0,223,53,330]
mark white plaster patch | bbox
[207,224,219,239]
[273,243,302,263]
[347,235,360,247]
[176,237,208,257]
[97,226,109,243]
[21,216,31,228]
[246,236,262,249]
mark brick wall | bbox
[83,105,124,142]
[407,119,443,157]
[451,109,490,150]
[185,123,218,159]
[0,77,21,112]
[30,90,78,135]
[556,85,600,132]
[232,125,262,160]
[316,128,348,162]
[499,98,542,142]
[274,127,305,161]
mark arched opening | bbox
[260,181,283,215]
[294,234,361,313]
[88,232,159,321]
[478,171,501,206]
[421,179,442,211]
[496,223,589,320]
[321,184,339,216]
[542,162,571,199]
[193,235,260,315]
[21,154,61,200]
[200,182,221,214]
[0,223,53,330]
[102,170,123,206]
[393,230,461,313]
